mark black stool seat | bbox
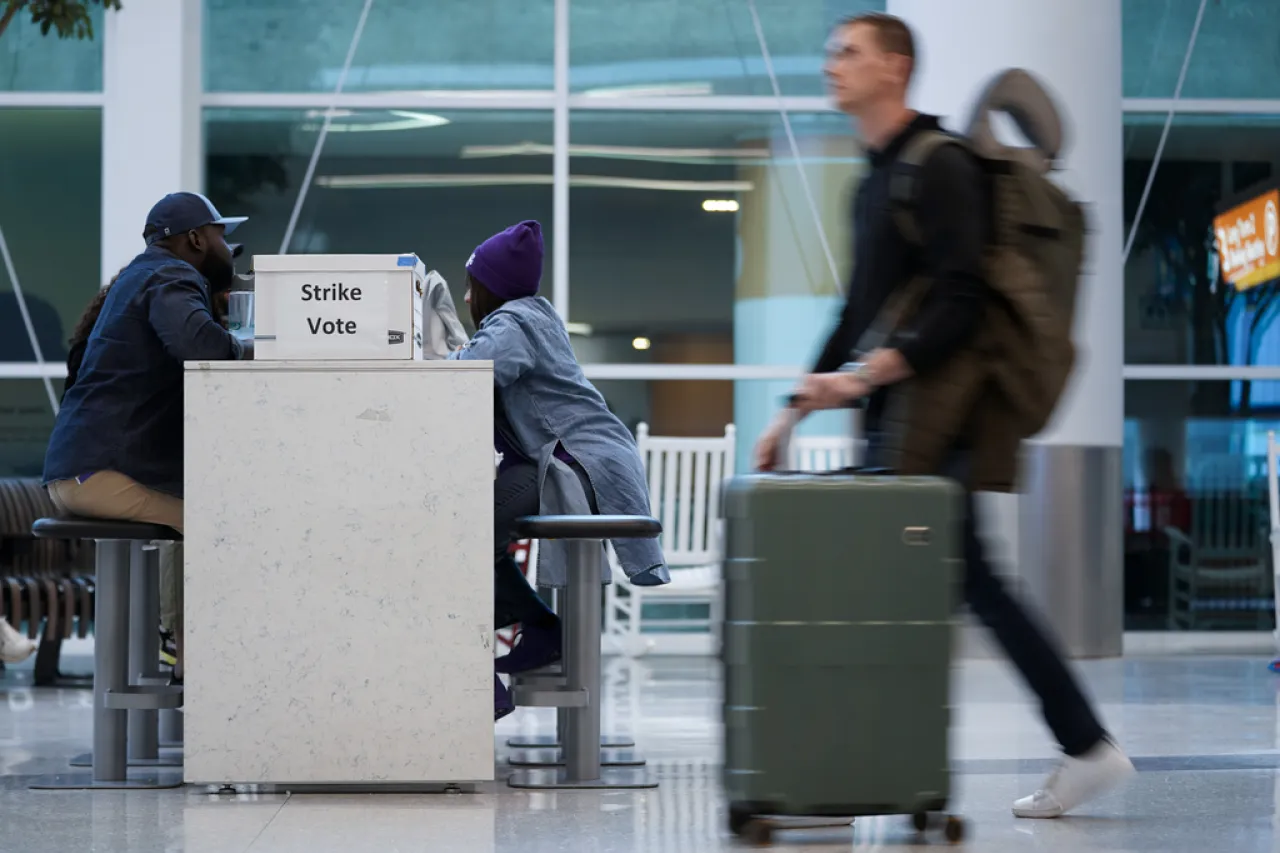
[515,515,661,541]
[32,517,181,542]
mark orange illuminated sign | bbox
[1215,188,1280,291]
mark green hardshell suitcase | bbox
[721,473,966,844]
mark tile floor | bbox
[3,653,1280,851]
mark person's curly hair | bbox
[63,272,122,398]
[68,274,119,351]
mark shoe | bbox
[1013,739,1135,818]
[494,620,562,675]
[494,674,515,721]
[0,619,36,664]
[159,628,177,668]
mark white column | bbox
[888,0,1125,656]
[100,0,203,283]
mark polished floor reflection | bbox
[3,653,1280,851]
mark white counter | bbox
[182,360,494,787]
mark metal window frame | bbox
[7,16,1280,384]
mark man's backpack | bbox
[885,69,1085,439]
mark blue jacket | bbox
[43,246,243,497]
[451,297,669,587]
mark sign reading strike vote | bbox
[276,277,389,354]
[1214,188,1280,291]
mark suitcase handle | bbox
[772,397,877,475]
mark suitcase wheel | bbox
[741,820,773,847]
[910,812,967,844]
[728,805,774,846]
[728,805,751,837]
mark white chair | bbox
[787,435,861,472]
[605,423,736,657]
[1168,451,1272,630]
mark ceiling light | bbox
[580,82,715,98]
[632,337,652,351]
[315,174,754,192]
[460,142,770,162]
[300,110,451,133]
[702,199,740,213]
[565,322,593,336]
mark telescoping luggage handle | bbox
[773,395,888,477]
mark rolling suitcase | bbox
[721,471,967,845]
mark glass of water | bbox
[226,291,255,342]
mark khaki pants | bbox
[48,472,185,639]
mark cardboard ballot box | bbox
[253,254,428,360]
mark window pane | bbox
[1123,0,1280,99]
[204,108,554,306]
[570,0,883,96]
[205,0,554,93]
[0,9,104,91]
[1124,379,1277,631]
[0,109,102,363]
[1123,113,1280,365]
[0,379,61,479]
[568,111,857,367]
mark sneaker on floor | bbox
[1013,739,1135,819]
[494,620,562,675]
[159,628,177,668]
[494,674,515,722]
[0,619,36,664]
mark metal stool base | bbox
[508,767,658,790]
[507,734,634,749]
[507,748,645,768]
[29,772,184,791]
[70,750,183,768]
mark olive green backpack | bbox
[880,68,1086,438]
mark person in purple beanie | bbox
[449,220,669,721]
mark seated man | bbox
[42,192,249,677]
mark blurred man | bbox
[752,13,1133,819]
[43,192,248,678]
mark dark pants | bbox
[869,439,1107,757]
[494,461,557,631]
[959,490,1107,756]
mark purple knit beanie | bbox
[466,220,544,300]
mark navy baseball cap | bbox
[143,192,247,245]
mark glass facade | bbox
[205,108,555,309]
[5,0,1280,628]
[1123,0,1280,98]
[1123,113,1280,366]
[203,0,555,93]
[0,108,103,365]
[566,111,854,356]
[1121,1,1280,632]
[569,0,882,96]
[0,8,103,91]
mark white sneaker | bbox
[1012,739,1135,819]
[0,619,36,664]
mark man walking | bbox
[753,13,1133,819]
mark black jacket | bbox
[44,246,242,496]
[812,113,990,428]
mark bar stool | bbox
[507,514,662,790]
[69,543,182,769]
[29,517,184,790]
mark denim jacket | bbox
[451,297,669,587]
[43,246,243,497]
